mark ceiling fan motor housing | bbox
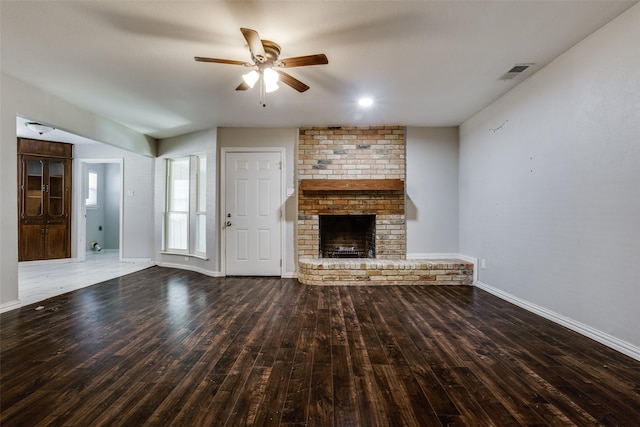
[256,40,281,64]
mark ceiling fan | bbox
[195,28,328,105]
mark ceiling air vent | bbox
[499,63,535,80]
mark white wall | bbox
[459,3,640,356]
[218,127,298,277]
[406,127,459,256]
[0,73,155,309]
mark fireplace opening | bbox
[319,215,375,258]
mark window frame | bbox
[163,155,207,258]
[194,155,207,256]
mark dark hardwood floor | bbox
[1,267,639,426]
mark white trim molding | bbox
[155,262,295,279]
[407,252,461,260]
[0,300,22,314]
[475,281,640,362]
[156,261,224,278]
[121,258,153,264]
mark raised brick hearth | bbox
[298,258,474,286]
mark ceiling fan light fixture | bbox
[265,81,279,93]
[263,67,280,93]
[25,122,55,135]
[242,70,260,88]
[196,27,328,105]
[263,68,279,85]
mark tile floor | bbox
[17,250,154,308]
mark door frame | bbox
[75,159,124,262]
[220,147,285,277]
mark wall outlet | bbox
[481,259,486,269]
[184,256,190,262]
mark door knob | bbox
[226,221,232,227]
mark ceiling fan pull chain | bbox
[260,73,267,107]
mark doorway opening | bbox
[77,159,123,262]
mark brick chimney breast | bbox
[297,126,406,261]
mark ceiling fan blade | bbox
[194,56,250,66]
[236,81,250,91]
[276,54,328,68]
[240,27,267,62]
[278,71,310,92]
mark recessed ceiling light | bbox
[358,97,373,107]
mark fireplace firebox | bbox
[319,215,375,258]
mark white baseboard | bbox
[475,281,640,362]
[121,258,153,264]
[19,257,82,266]
[407,253,478,283]
[407,252,461,260]
[156,262,224,277]
[0,300,22,314]
[157,262,298,279]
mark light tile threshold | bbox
[18,250,154,308]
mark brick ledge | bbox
[298,258,474,286]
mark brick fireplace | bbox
[296,126,473,286]
[319,214,376,258]
[297,126,406,261]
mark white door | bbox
[225,151,282,276]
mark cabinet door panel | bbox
[19,223,46,261]
[46,223,69,259]
[47,160,66,217]
[23,158,44,218]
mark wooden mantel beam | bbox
[299,179,404,191]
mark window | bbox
[166,158,189,251]
[86,170,98,208]
[195,156,207,254]
[164,156,206,256]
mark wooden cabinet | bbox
[18,139,72,261]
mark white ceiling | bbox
[2,1,637,141]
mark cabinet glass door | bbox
[48,161,65,217]
[24,159,44,217]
